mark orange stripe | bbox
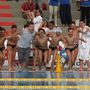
[0,0,6,1]
[0,13,13,17]
[0,5,10,9]
[0,22,15,26]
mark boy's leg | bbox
[7,46,13,71]
[38,50,43,70]
[71,50,76,69]
[87,61,90,71]
[44,51,48,65]
[79,59,83,71]
[51,49,57,70]
[0,52,3,70]
[66,50,72,70]
[33,48,39,70]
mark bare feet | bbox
[32,68,37,71]
[78,68,83,72]
[9,68,13,72]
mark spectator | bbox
[39,19,49,32]
[21,0,35,19]
[30,9,43,32]
[17,22,35,69]
[47,21,56,34]
[60,0,72,26]
[76,0,81,11]
[80,0,90,26]
[49,0,59,26]
[35,0,40,10]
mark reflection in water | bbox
[78,71,90,78]
[1,72,14,85]
[79,71,84,78]
[0,71,90,87]
[87,71,90,78]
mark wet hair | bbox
[1,27,5,30]
[24,23,28,28]
[0,26,2,30]
[0,27,6,33]
[38,28,45,34]
[69,21,75,27]
[71,21,75,24]
[35,9,42,15]
[80,20,85,23]
[43,18,48,27]
[0,26,5,30]
[49,21,55,25]
[11,25,17,29]
[26,21,34,27]
[68,27,73,31]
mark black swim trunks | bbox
[0,47,5,52]
[65,45,78,52]
[7,44,16,48]
[49,44,57,51]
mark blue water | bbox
[0,71,90,90]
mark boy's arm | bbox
[77,37,86,43]
[78,27,90,34]
[60,35,67,45]
[0,37,6,44]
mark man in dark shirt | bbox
[80,0,90,26]
[60,0,72,26]
[21,0,35,19]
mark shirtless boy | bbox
[69,21,86,69]
[48,29,65,70]
[7,25,19,71]
[64,28,86,70]
[34,29,49,70]
[46,21,64,70]
[47,21,56,58]
[0,27,6,70]
[69,21,80,68]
